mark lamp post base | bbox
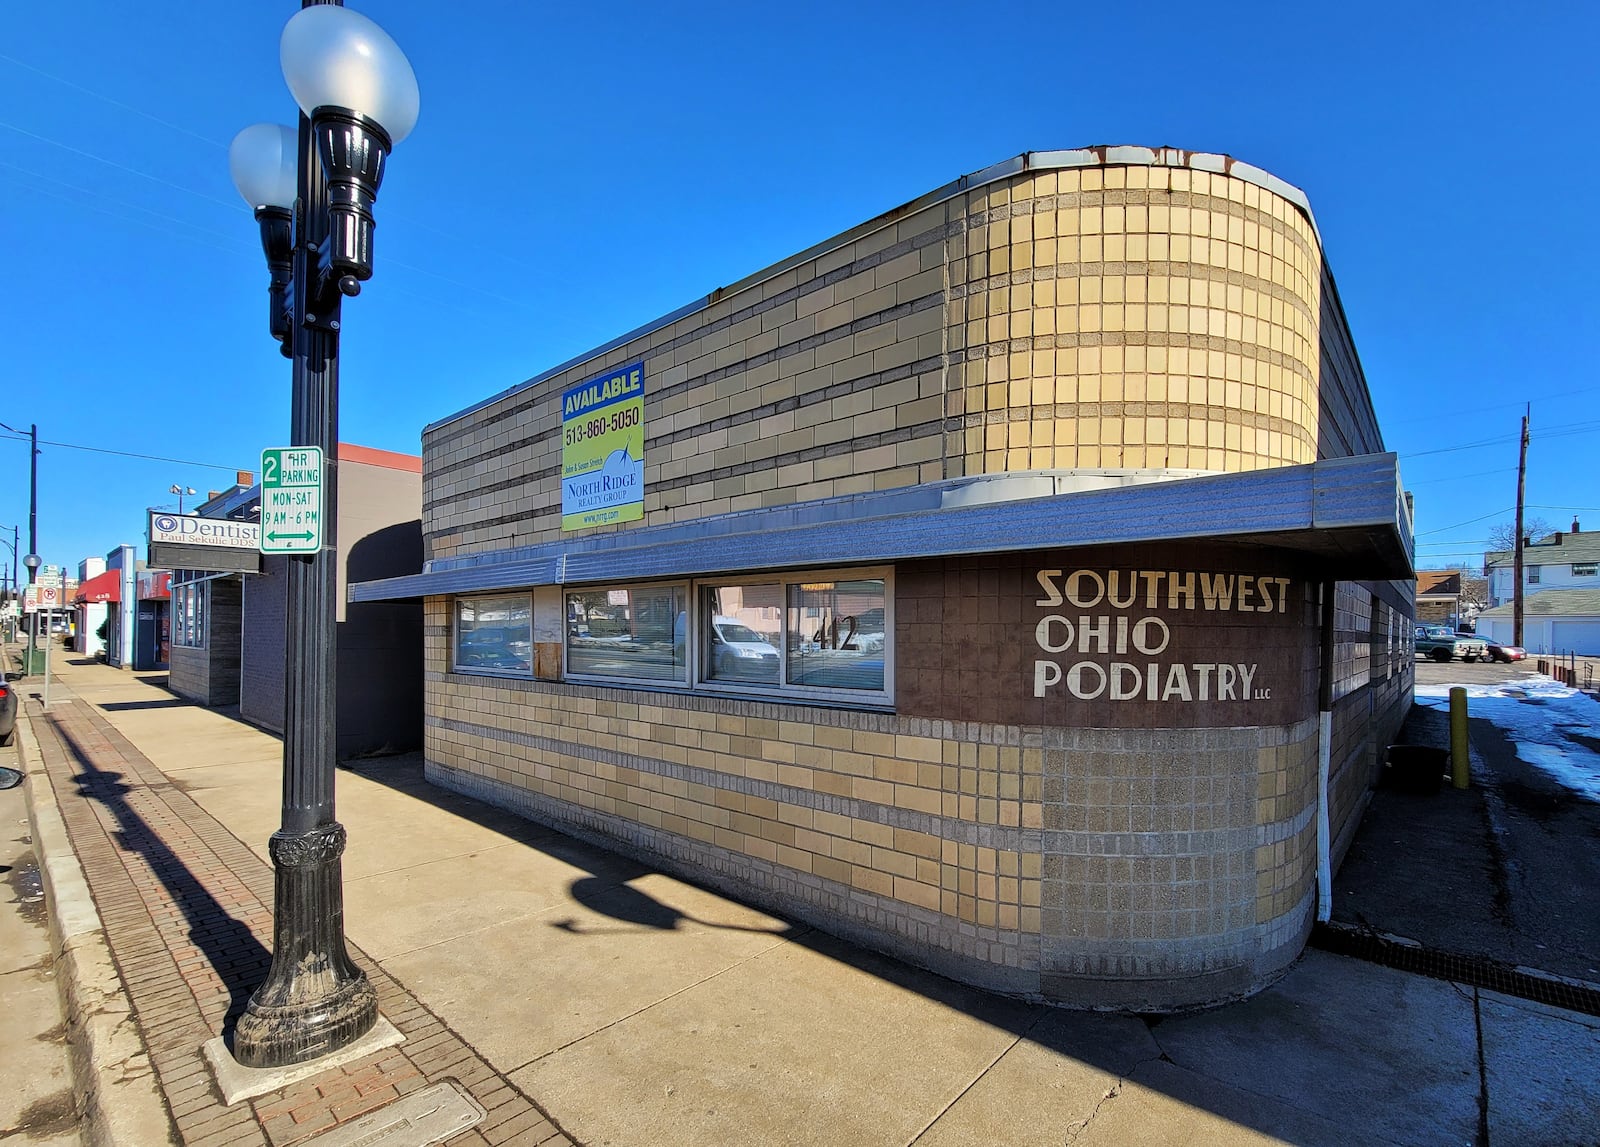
[232,823,378,1069]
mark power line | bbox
[0,433,246,473]
[1400,420,1600,461]
[0,164,254,251]
[0,117,247,215]
[1415,508,1515,537]
[1406,467,1518,487]
[1382,383,1600,428]
[0,54,560,288]
[0,53,229,150]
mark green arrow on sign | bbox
[260,446,324,555]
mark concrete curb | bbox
[19,703,180,1147]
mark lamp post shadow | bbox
[54,720,271,1041]
[548,875,794,937]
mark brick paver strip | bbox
[29,695,573,1147]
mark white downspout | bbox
[1317,710,1333,922]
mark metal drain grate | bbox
[299,1081,485,1147]
[1311,922,1600,1018]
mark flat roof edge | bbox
[424,146,1319,435]
[351,456,1412,604]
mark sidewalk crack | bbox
[903,1011,1049,1147]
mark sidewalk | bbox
[15,654,1600,1146]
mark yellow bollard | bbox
[1449,687,1470,789]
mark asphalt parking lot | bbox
[1412,655,1542,688]
[1341,652,1600,985]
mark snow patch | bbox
[1416,676,1600,801]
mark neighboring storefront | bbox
[163,479,261,707]
[72,558,113,658]
[162,445,426,758]
[354,147,1415,1010]
[101,561,170,671]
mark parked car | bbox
[0,677,15,746]
[709,617,780,679]
[1414,625,1487,663]
[1486,642,1527,663]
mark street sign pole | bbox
[42,607,51,709]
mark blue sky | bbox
[2,0,1595,580]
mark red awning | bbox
[74,569,121,604]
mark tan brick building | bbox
[356,147,1415,1010]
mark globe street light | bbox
[228,0,418,1069]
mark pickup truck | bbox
[1414,626,1487,663]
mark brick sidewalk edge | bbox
[18,704,181,1146]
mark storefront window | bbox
[566,584,685,682]
[785,578,887,693]
[455,593,533,674]
[172,582,208,649]
[468,568,890,702]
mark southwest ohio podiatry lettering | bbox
[561,363,646,532]
[1031,567,1292,704]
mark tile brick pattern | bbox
[421,572,1411,1009]
[407,155,1411,1010]
[29,696,570,1147]
[421,164,1331,560]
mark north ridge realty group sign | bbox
[561,362,645,532]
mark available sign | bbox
[149,512,261,550]
[260,446,323,555]
[561,362,645,532]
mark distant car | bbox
[0,678,15,746]
[1415,625,1486,663]
[1486,642,1527,663]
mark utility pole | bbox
[2,422,40,666]
[27,424,36,583]
[1513,406,1529,648]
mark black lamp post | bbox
[227,0,418,1069]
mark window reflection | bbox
[456,593,532,673]
[785,579,886,691]
[566,585,685,681]
[703,583,782,686]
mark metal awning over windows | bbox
[349,453,1414,604]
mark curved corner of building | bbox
[392,138,1413,1016]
